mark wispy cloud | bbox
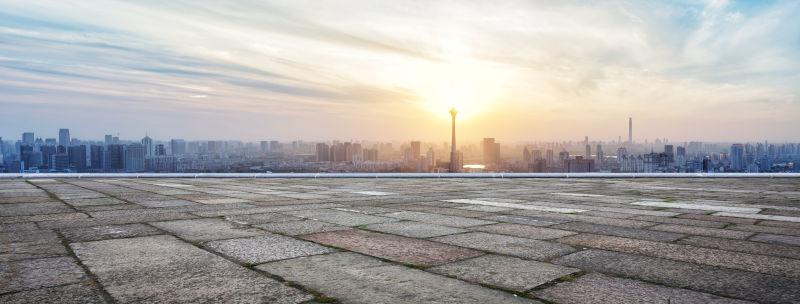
[0,0,798,141]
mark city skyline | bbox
[2,1,800,141]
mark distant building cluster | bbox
[1,129,797,173]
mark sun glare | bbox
[414,58,505,120]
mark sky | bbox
[1,0,799,142]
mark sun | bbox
[414,58,505,120]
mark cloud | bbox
[0,0,798,141]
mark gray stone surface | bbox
[255,220,350,235]
[284,209,398,226]
[678,235,800,260]
[471,223,577,240]
[751,233,800,246]
[150,218,265,242]
[259,252,538,304]
[0,281,106,304]
[59,224,163,242]
[559,233,800,278]
[224,212,302,225]
[383,211,495,227]
[70,235,312,303]
[552,221,686,242]
[481,214,566,226]
[555,249,800,304]
[432,232,576,260]
[0,202,73,216]
[205,234,335,264]
[303,229,483,266]
[0,257,87,293]
[534,273,752,304]
[649,223,754,239]
[365,221,468,238]
[429,254,579,292]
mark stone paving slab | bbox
[255,219,351,236]
[284,209,399,226]
[0,256,87,294]
[552,221,686,242]
[258,252,538,304]
[555,249,800,304]
[364,220,469,238]
[224,212,302,225]
[70,235,312,303]
[59,224,163,242]
[383,211,495,227]
[205,234,335,264]
[533,273,753,304]
[751,233,800,246]
[429,254,579,292]
[471,223,577,240]
[302,229,483,266]
[677,235,800,260]
[0,281,106,304]
[150,218,266,242]
[649,223,755,239]
[559,233,800,278]
[432,232,576,260]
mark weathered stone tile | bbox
[629,215,729,228]
[456,205,514,212]
[62,197,127,207]
[70,235,312,303]
[255,220,350,236]
[75,204,143,212]
[0,257,87,293]
[444,198,587,213]
[555,249,800,304]
[224,212,302,225]
[579,210,638,219]
[558,234,800,278]
[649,224,754,239]
[0,222,38,232]
[728,224,800,236]
[472,223,577,240]
[751,233,800,246]
[0,281,106,304]
[481,214,566,226]
[0,202,73,216]
[302,229,482,266]
[677,213,757,224]
[258,252,537,304]
[331,206,397,214]
[383,211,495,228]
[150,218,265,242]
[534,273,751,304]
[364,221,468,238]
[432,232,576,260]
[429,254,579,292]
[552,221,685,242]
[205,234,335,264]
[194,198,253,204]
[678,236,800,259]
[37,212,196,229]
[284,209,398,226]
[0,212,89,224]
[390,204,494,218]
[712,211,800,223]
[135,199,197,208]
[60,224,163,242]
[632,201,761,213]
[758,220,800,228]
[507,210,657,228]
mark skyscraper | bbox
[316,143,330,162]
[596,144,604,162]
[90,145,105,170]
[585,144,591,159]
[125,143,145,172]
[59,129,70,147]
[730,144,745,172]
[170,139,186,155]
[104,135,113,146]
[67,145,87,172]
[482,138,500,166]
[628,117,633,143]
[141,135,153,158]
[105,144,125,171]
[22,132,34,145]
[410,141,421,160]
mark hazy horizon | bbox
[2,1,799,142]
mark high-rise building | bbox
[316,143,330,162]
[125,143,146,172]
[522,147,532,163]
[20,145,34,170]
[105,144,125,171]
[260,141,269,153]
[664,144,674,164]
[410,141,421,160]
[155,144,166,156]
[141,135,153,158]
[90,145,105,170]
[596,144,604,163]
[40,145,57,169]
[585,144,591,159]
[730,144,745,172]
[364,148,379,162]
[170,139,186,155]
[104,135,113,146]
[59,129,70,147]
[449,108,459,173]
[628,117,633,143]
[482,138,500,166]
[68,145,87,172]
[51,153,69,171]
[22,132,34,145]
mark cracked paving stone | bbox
[431,232,576,261]
[533,273,752,304]
[429,254,579,292]
[258,252,538,304]
[205,233,335,264]
[70,235,312,303]
[302,229,483,266]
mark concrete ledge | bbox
[1,172,799,178]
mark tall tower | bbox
[449,108,458,173]
[628,117,632,143]
[59,129,70,147]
